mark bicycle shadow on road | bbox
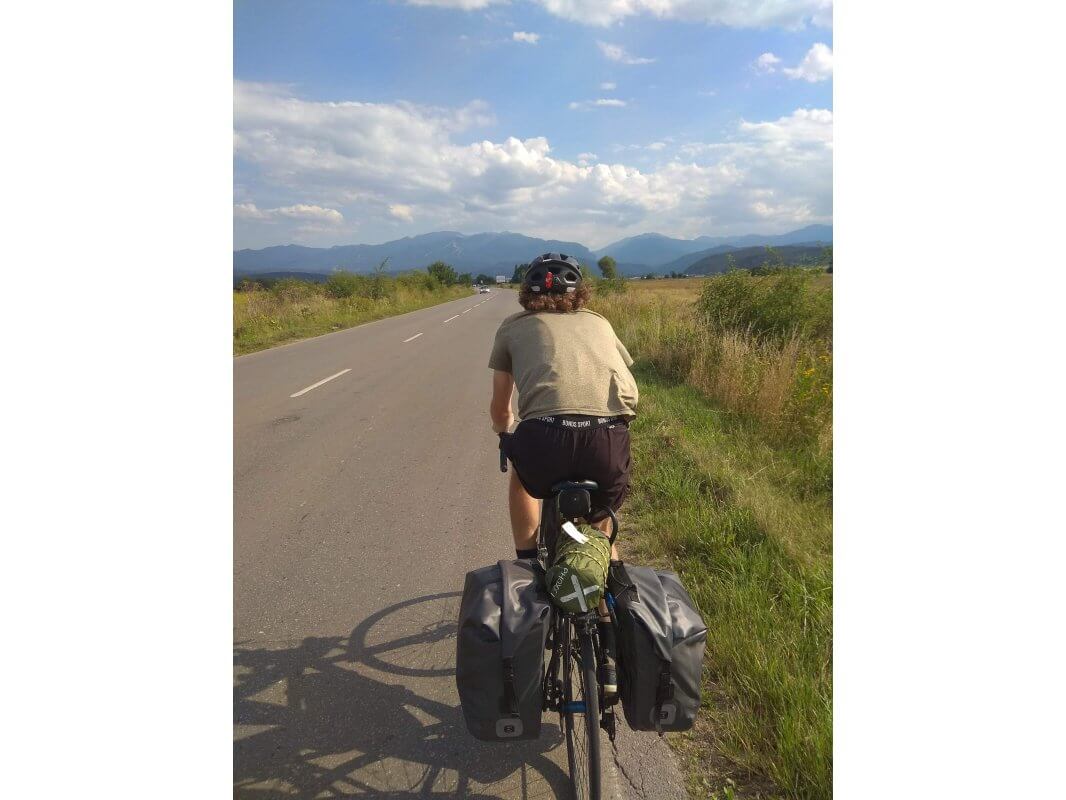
[234,591,569,799]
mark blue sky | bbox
[234,0,832,249]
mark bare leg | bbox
[591,515,621,561]
[592,513,620,692]
[508,470,540,551]
[592,515,620,620]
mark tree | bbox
[427,260,458,286]
[457,272,473,285]
[821,246,833,273]
[475,273,493,285]
[751,247,788,276]
[510,263,528,284]
[597,255,618,280]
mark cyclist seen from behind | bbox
[489,253,639,694]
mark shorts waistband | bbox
[529,414,628,429]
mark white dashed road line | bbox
[403,333,423,343]
[290,368,352,399]
[443,314,460,323]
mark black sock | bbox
[610,559,623,567]
[516,548,538,559]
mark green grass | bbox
[622,368,831,799]
[589,272,832,800]
[233,277,471,355]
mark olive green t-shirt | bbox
[488,309,639,420]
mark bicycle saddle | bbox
[552,480,599,520]
[551,480,599,494]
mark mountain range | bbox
[233,224,832,278]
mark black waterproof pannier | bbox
[456,559,552,741]
[608,563,707,734]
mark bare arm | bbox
[490,370,515,433]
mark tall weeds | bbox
[592,272,832,453]
[589,272,833,799]
[233,272,469,354]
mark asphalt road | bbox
[234,289,687,799]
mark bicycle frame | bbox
[498,433,619,800]
[538,492,617,800]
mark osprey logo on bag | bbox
[550,566,570,595]
[546,526,611,613]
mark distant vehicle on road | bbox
[479,287,491,294]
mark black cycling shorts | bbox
[502,417,632,522]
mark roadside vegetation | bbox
[233,262,472,354]
[589,269,832,800]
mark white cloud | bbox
[647,141,667,151]
[698,88,718,97]
[406,0,504,8]
[405,0,831,28]
[550,0,832,27]
[402,0,827,28]
[234,82,831,247]
[597,41,655,65]
[234,202,269,220]
[234,202,343,224]
[389,204,414,221]
[740,107,832,141]
[276,204,344,223]
[783,42,833,81]
[513,31,540,44]
[756,52,782,72]
[569,98,628,110]
[600,81,617,90]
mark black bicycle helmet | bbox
[523,253,583,294]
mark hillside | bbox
[235,224,833,278]
[598,224,832,271]
[680,244,828,275]
[594,232,711,267]
[234,231,594,276]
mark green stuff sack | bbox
[546,525,611,613]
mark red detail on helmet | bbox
[545,272,554,289]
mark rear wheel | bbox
[562,624,601,800]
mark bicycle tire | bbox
[563,624,602,800]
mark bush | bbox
[270,278,320,303]
[396,271,440,292]
[593,277,628,296]
[427,261,458,286]
[325,271,366,299]
[697,269,831,341]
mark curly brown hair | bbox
[517,283,591,312]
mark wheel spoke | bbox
[561,621,601,800]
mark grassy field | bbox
[589,274,832,800]
[233,273,471,354]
